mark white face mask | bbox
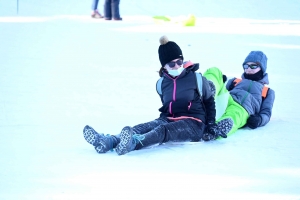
[167,66,184,77]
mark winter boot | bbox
[216,118,233,138]
[83,125,119,153]
[91,10,104,18]
[115,126,145,155]
[208,80,216,96]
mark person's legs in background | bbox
[91,0,103,18]
[104,0,112,20]
[112,0,122,20]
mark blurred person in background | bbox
[104,0,122,20]
[91,0,104,18]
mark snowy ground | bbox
[1,0,300,199]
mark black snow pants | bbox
[132,117,205,150]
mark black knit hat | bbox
[158,36,184,67]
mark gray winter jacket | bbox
[226,73,275,127]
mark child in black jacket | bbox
[83,36,219,155]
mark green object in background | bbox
[153,16,171,21]
[153,14,196,26]
[182,14,196,26]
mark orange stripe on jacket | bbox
[233,78,269,98]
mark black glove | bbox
[202,121,219,141]
[206,121,218,135]
[228,79,236,91]
[247,114,262,129]
[222,74,227,83]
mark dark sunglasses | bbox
[243,63,260,69]
[166,59,183,68]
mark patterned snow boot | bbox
[202,118,233,141]
[83,125,120,153]
[115,126,145,155]
[216,118,233,138]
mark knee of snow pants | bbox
[134,119,204,150]
[217,95,249,136]
[203,67,228,96]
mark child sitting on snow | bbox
[83,35,220,155]
[202,51,275,141]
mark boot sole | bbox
[115,126,132,155]
[217,118,233,138]
[83,125,99,146]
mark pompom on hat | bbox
[158,36,184,67]
[243,51,268,73]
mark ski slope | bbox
[1,0,300,199]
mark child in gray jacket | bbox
[203,51,275,140]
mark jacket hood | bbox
[185,63,200,72]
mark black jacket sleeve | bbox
[201,77,216,124]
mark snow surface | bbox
[1,0,300,199]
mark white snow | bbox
[1,0,300,199]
